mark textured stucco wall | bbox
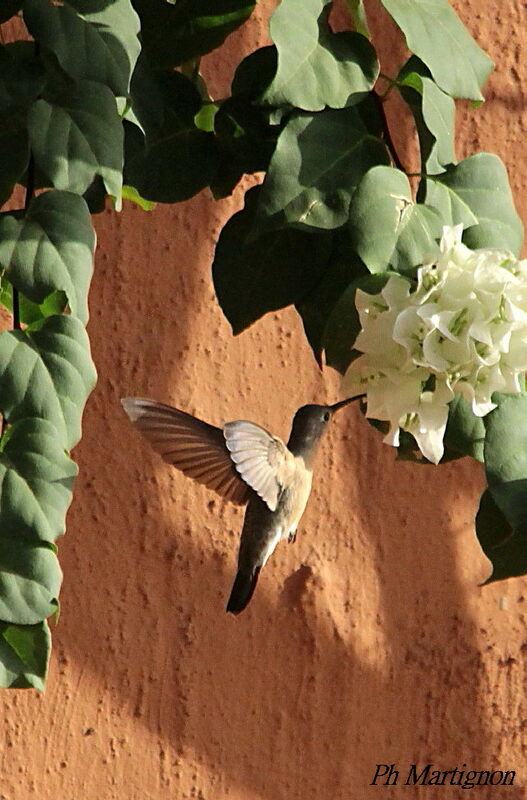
[2,1,527,798]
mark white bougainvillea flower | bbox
[343,225,527,463]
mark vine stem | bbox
[15,153,35,331]
[374,91,406,174]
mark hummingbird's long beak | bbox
[330,395,363,413]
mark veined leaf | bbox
[398,56,455,175]
[131,0,255,68]
[380,0,493,101]
[0,417,78,543]
[28,80,123,200]
[24,0,140,96]
[0,315,97,450]
[423,153,524,255]
[347,165,442,272]
[0,538,61,625]
[213,186,333,334]
[262,0,378,111]
[126,59,218,202]
[0,190,95,324]
[256,107,389,232]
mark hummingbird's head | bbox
[287,398,355,463]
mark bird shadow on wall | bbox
[53,195,514,800]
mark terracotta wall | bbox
[2,1,527,798]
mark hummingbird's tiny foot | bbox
[288,532,296,544]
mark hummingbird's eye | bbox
[323,411,330,422]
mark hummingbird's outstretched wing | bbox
[121,397,250,505]
[224,421,295,512]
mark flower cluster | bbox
[343,225,527,463]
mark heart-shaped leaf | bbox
[347,165,442,272]
[0,315,97,450]
[0,538,61,625]
[0,417,78,543]
[262,0,378,111]
[256,107,389,232]
[423,153,524,255]
[380,0,493,101]
[0,190,95,324]
[24,0,140,96]
[28,80,123,199]
[125,58,218,202]
[213,186,333,334]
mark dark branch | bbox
[375,91,406,174]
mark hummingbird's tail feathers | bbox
[226,567,261,615]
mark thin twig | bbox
[374,91,406,173]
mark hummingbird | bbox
[121,396,355,614]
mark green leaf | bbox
[296,230,369,363]
[443,395,485,462]
[347,165,442,272]
[424,153,524,254]
[0,621,50,690]
[231,46,278,99]
[391,203,442,272]
[323,271,399,373]
[343,0,370,38]
[262,0,378,111]
[0,118,30,207]
[0,280,66,325]
[0,417,78,543]
[212,97,278,198]
[131,0,256,69]
[0,538,61,625]
[398,57,455,175]
[0,42,46,113]
[24,0,140,96]
[476,489,521,584]
[125,58,218,202]
[121,185,155,210]
[479,394,527,582]
[212,186,333,334]
[256,107,389,232]
[380,0,493,101]
[28,80,124,199]
[0,190,95,324]
[0,315,97,450]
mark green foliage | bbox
[131,0,256,69]
[256,106,389,232]
[213,186,333,333]
[380,0,494,101]
[423,154,524,253]
[262,0,378,111]
[478,396,527,582]
[0,0,522,687]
